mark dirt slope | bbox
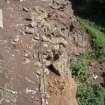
[0,0,89,105]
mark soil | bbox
[47,72,77,105]
[89,60,105,86]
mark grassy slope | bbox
[79,18,105,61]
[71,18,105,105]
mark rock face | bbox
[0,0,89,105]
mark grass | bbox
[79,18,105,61]
[70,18,105,105]
[71,51,105,105]
[71,1,105,105]
[77,83,105,105]
[71,52,91,82]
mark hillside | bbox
[0,0,90,105]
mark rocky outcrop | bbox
[28,1,89,105]
[0,0,89,105]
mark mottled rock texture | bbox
[0,0,89,105]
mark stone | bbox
[0,9,3,29]
[34,61,42,67]
[49,0,68,9]
[26,88,36,94]
[25,27,34,34]
[53,0,68,5]
[29,22,37,27]
[44,68,50,75]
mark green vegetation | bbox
[79,18,105,61]
[71,1,105,105]
[77,84,105,105]
[71,51,105,105]
[71,52,90,81]
[70,18,105,105]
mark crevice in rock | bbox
[47,64,61,76]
